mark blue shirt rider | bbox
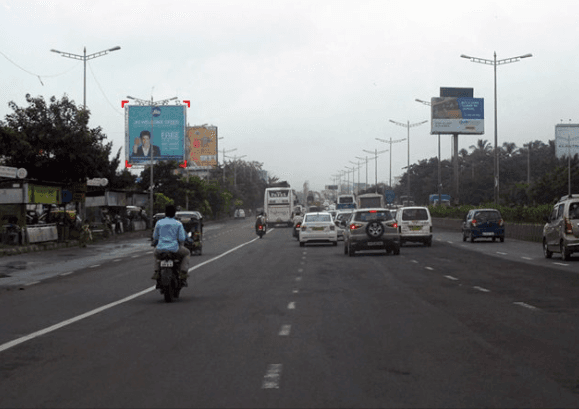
[152,205,191,285]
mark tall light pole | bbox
[222,148,237,182]
[225,154,247,188]
[389,119,428,200]
[355,155,374,190]
[126,95,180,222]
[51,46,121,109]
[362,148,388,193]
[461,51,533,204]
[344,166,354,194]
[349,160,362,195]
[375,137,405,189]
[414,98,443,205]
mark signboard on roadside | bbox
[125,105,186,164]
[186,125,218,169]
[555,124,579,159]
[431,97,484,134]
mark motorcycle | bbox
[157,251,185,303]
[256,224,265,239]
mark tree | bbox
[0,94,120,184]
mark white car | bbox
[299,212,338,247]
[234,209,246,219]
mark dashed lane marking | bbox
[89,264,101,268]
[425,267,434,271]
[496,252,507,255]
[444,275,459,281]
[288,302,296,309]
[554,262,569,266]
[113,259,122,262]
[60,271,74,276]
[293,289,299,293]
[513,301,538,310]
[473,286,490,292]
[262,364,282,389]
[25,281,40,286]
[296,277,302,281]
[411,260,418,263]
[521,257,532,260]
[279,325,291,336]
[298,268,303,273]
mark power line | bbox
[0,50,81,85]
[87,61,122,116]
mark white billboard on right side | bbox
[431,97,484,134]
[555,123,579,159]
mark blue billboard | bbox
[125,105,186,164]
[431,97,484,134]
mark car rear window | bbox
[305,214,332,223]
[401,208,429,221]
[473,211,501,220]
[354,211,393,222]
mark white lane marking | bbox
[60,271,74,276]
[302,251,307,255]
[425,267,434,271]
[301,256,306,259]
[300,261,305,265]
[146,251,153,254]
[25,281,40,286]
[296,277,302,281]
[447,241,453,244]
[113,259,122,262]
[293,289,299,293]
[473,286,490,293]
[514,301,538,310]
[297,268,303,273]
[0,236,261,354]
[444,275,459,281]
[554,262,569,266]
[279,325,291,336]
[411,260,418,263]
[521,257,532,260]
[89,264,101,268]
[131,255,139,258]
[262,364,282,389]
[288,302,296,309]
[496,252,507,255]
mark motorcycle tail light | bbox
[565,217,573,234]
[296,223,301,228]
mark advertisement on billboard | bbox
[431,97,484,134]
[125,105,186,164]
[186,125,218,169]
[555,124,579,159]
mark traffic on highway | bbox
[1,210,579,408]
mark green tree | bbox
[0,94,120,184]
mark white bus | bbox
[264,187,294,227]
[336,194,357,210]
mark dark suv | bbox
[462,209,505,242]
[343,208,400,256]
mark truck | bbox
[357,193,385,209]
[429,194,451,206]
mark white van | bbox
[395,206,432,247]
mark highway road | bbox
[1,219,579,407]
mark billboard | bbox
[186,125,218,169]
[431,97,484,134]
[125,105,186,164]
[555,124,579,159]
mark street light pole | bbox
[461,51,533,204]
[389,119,428,200]
[222,148,237,182]
[375,137,405,189]
[51,46,121,109]
[362,149,388,193]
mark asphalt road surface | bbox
[1,220,579,408]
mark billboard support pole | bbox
[453,133,459,205]
[438,133,441,206]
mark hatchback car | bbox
[299,212,338,247]
[395,206,432,246]
[462,208,504,243]
[543,194,579,260]
[344,208,400,256]
[234,209,246,219]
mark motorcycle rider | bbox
[152,204,191,286]
[255,211,266,233]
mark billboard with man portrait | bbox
[431,97,484,134]
[125,105,186,164]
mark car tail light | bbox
[471,219,477,227]
[386,221,398,228]
[565,217,573,234]
[350,223,363,230]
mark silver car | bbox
[543,194,579,260]
[343,208,400,256]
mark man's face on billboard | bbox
[142,134,151,148]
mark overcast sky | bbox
[2,0,578,193]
